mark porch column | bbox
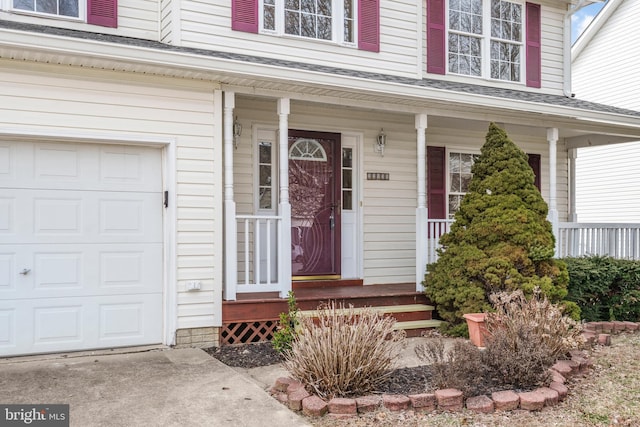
[278,98,292,298]
[224,92,238,301]
[547,127,559,255]
[568,148,578,222]
[415,113,428,291]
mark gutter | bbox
[563,0,604,97]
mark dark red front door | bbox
[289,130,341,278]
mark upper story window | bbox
[448,0,522,82]
[261,0,355,44]
[427,0,540,88]
[13,0,79,18]
[8,0,117,28]
[232,0,379,52]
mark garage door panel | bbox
[0,308,16,349]
[0,141,162,193]
[0,293,162,356]
[0,197,15,234]
[34,305,84,346]
[1,189,162,244]
[34,143,82,183]
[0,142,16,181]
[0,253,15,291]
[5,243,162,299]
[35,197,83,235]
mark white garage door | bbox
[0,141,163,356]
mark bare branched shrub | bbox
[415,338,487,396]
[482,288,586,389]
[282,303,406,399]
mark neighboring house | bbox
[2,0,640,357]
[572,0,640,223]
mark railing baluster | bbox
[244,219,250,285]
[266,219,272,286]
[255,219,261,285]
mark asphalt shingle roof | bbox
[2,19,640,118]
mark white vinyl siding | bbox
[232,98,567,285]
[179,0,420,78]
[2,0,159,40]
[575,142,640,223]
[538,3,564,93]
[0,61,221,331]
[573,1,639,110]
[572,0,640,222]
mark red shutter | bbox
[358,0,380,52]
[427,0,446,74]
[527,153,541,190]
[427,146,447,219]
[87,0,117,28]
[526,2,541,88]
[232,0,258,33]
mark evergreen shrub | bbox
[564,256,640,321]
[424,123,577,335]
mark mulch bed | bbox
[205,342,434,394]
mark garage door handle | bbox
[20,268,31,275]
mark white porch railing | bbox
[426,220,640,263]
[557,223,640,260]
[426,219,454,264]
[236,214,283,293]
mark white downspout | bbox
[564,0,602,97]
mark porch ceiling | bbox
[2,20,640,143]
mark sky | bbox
[571,1,607,44]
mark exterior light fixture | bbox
[375,128,387,157]
[233,116,242,149]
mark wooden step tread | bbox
[298,304,435,317]
[394,319,444,330]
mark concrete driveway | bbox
[0,347,310,427]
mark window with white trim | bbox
[261,0,356,44]
[448,0,523,82]
[12,0,80,18]
[448,151,479,219]
[342,147,353,211]
[258,141,276,210]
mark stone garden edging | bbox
[269,321,639,418]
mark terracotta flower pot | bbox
[463,313,488,347]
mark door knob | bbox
[19,268,31,275]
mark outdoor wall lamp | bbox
[375,128,387,157]
[233,116,242,149]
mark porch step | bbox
[297,306,442,339]
[298,304,435,318]
[395,319,444,330]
